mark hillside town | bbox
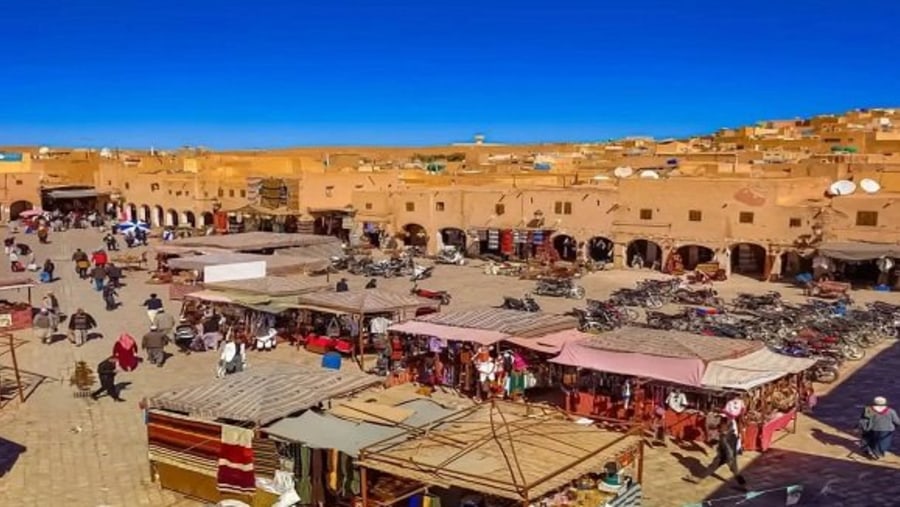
[0,108,899,507]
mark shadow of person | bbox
[671,451,707,477]
[114,381,132,393]
[811,427,862,453]
[86,332,104,342]
[0,437,26,477]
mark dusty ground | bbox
[0,230,899,506]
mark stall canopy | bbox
[0,277,35,292]
[817,241,900,261]
[147,364,381,425]
[276,242,344,260]
[358,401,641,502]
[391,308,577,341]
[227,203,303,217]
[168,232,340,253]
[388,320,509,345]
[505,328,591,354]
[205,275,330,297]
[167,252,326,275]
[701,347,816,390]
[264,398,457,456]
[183,289,303,314]
[296,289,435,315]
[551,328,761,388]
[45,188,105,199]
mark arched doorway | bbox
[202,212,215,227]
[9,200,33,220]
[675,244,715,271]
[731,243,767,278]
[587,236,614,263]
[440,228,467,250]
[139,205,151,223]
[126,203,138,222]
[183,211,197,228]
[165,209,179,227]
[626,239,663,270]
[153,206,164,227]
[552,234,578,262]
[402,223,429,249]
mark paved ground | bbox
[0,229,899,506]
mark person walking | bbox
[103,233,118,252]
[102,283,118,311]
[143,293,164,325]
[91,249,108,268]
[42,292,61,331]
[106,262,122,288]
[685,418,747,488]
[68,308,98,347]
[91,263,107,292]
[72,248,90,279]
[142,324,168,367]
[860,396,900,460]
[33,308,53,344]
[91,356,125,402]
[153,308,176,340]
[112,333,139,372]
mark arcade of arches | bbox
[9,200,33,220]
[440,228,466,249]
[626,239,663,270]
[552,234,578,262]
[730,242,768,278]
[674,244,716,272]
[402,223,428,248]
[587,236,614,263]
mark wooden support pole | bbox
[361,466,369,507]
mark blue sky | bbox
[2,0,898,148]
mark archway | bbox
[587,236,614,263]
[675,244,715,271]
[183,211,197,228]
[153,206,164,227]
[9,200,33,220]
[626,239,663,270]
[126,203,138,222]
[730,243,767,278]
[439,228,467,250]
[401,223,429,248]
[165,209,179,227]
[552,234,578,262]
[202,212,215,227]
[139,205,151,223]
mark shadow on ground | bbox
[0,436,26,477]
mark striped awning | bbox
[296,289,435,314]
[411,308,577,338]
[388,320,509,345]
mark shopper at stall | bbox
[143,293,164,324]
[142,324,169,367]
[685,418,747,488]
[91,356,125,402]
[174,318,198,354]
[336,278,349,292]
[199,311,224,350]
[860,396,900,460]
[68,308,98,347]
[113,333,139,372]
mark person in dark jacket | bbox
[860,396,900,460]
[72,248,90,279]
[685,418,747,488]
[68,308,97,346]
[336,278,349,292]
[102,284,118,311]
[142,325,169,367]
[42,258,55,282]
[105,262,123,288]
[91,356,124,402]
[91,264,107,292]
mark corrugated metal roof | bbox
[170,232,341,252]
[205,275,330,296]
[147,364,380,425]
[580,327,760,361]
[296,289,434,314]
[414,308,577,338]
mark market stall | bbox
[168,231,339,254]
[145,364,380,506]
[550,328,816,451]
[385,308,577,396]
[294,289,439,364]
[0,277,34,332]
[358,400,645,507]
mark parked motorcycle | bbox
[410,265,434,281]
[410,284,451,305]
[534,278,585,299]
[499,294,541,312]
[435,246,466,266]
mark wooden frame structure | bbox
[358,400,644,506]
[0,332,25,409]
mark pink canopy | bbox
[550,340,707,387]
[505,328,592,355]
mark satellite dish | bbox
[860,178,881,194]
[613,166,633,178]
[828,180,857,196]
[639,170,660,179]
[592,175,611,181]
[38,146,50,155]
[100,148,112,158]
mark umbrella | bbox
[117,221,150,235]
[19,209,43,218]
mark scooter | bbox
[436,246,466,266]
[410,284,452,305]
[410,265,434,281]
[499,294,541,312]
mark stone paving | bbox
[0,229,899,506]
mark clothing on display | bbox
[666,390,688,413]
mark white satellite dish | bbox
[639,170,660,179]
[613,166,634,178]
[38,146,50,155]
[860,178,881,194]
[592,175,611,181]
[828,180,857,196]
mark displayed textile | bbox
[252,438,280,478]
[217,424,255,495]
[147,411,221,477]
[486,230,500,249]
[311,448,325,504]
[370,316,391,335]
[148,444,218,477]
[326,448,340,493]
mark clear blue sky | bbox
[2,0,898,148]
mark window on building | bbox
[435,201,445,211]
[405,202,415,212]
[124,182,130,190]
[185,191,190,196]
[856,211,878,227]
[240,190,246,198]
[325,186,334,197]
[495,203,505,216]
[554,201,563,214]
[365,202,373,210]
[688,210,702,222]
[739,212,754,224]
[563,202,572,215]
[14,180,21,185]
[789,217,802,228]
[229,189,235,197]
[639,208,653,220]
[218,189,224,197]
[554,201,573,215]
[107,180,112,186]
